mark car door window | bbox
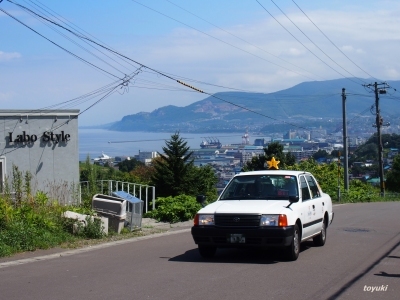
[306,175,321,198]
[300,176,311,201]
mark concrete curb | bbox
[0,218,194,267]
[0,228,191,269]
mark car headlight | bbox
[260,214,288,227]
[194,214,215,226]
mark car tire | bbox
[313,219,326,247]
[286,224,300,261]
[198,245,217,258]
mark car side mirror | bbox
[196,195,207,207]
[286,195,299,208]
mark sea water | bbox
[79,129,246,161]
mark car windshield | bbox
[219,174,299,200]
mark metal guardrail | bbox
[80,180,155,213]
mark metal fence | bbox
[80,180,155,213]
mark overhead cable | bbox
[130,0,316,81]
[291,0,377,81]
[255,0,361,85]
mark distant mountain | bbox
[108,78,400,133]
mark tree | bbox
[330,149,342,159]
[118,158,144,173]
[243,141,296,171]
[183,165,218,201]
[386,154,400,192]
[312,149,329,160]
[130,165,155,185]
[151,132,194,197]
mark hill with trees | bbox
[107,78,400,133]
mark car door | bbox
[303,174,324,238]
[306,174,325,233]
[298,175,323,239]
[298,175,313,239]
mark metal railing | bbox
[80,180,155,213]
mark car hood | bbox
[198,200,290,215]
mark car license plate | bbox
[228,234,245,243]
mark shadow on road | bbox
[327,239,400,300]
[168,241,314,264]
[374,271,400,278]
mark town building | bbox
[137,151,159,165]
[0,110,79,203]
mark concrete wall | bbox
[0,110,79,202]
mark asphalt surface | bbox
[0,217,193,264]
[1,203,400,300]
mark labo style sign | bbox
[8,131,71,143]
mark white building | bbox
[0,110,79,203]
[138,151,159,165]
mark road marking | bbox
[0,228,190,269]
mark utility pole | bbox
[337,151,341,202]
[363,82,389,197]
[342,88,349,191]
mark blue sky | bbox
[1,0,400,126]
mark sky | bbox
[1,0,400,126]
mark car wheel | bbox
[286,224,300,261]
[198,245,217,258]
[313,219,326,247]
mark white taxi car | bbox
[191,169,334,261]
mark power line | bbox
[255,0,361,85]
[269,0,365,84]
[0,7,122,79]
[4,0,389,138]
[24,5,126,77]
[291,0,377,81]
[130,0,316,81]
[164,0,323,81]
[24,0,140,73]
[0,72,141,155]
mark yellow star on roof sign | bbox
[266,157,280,170]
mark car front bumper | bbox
[191,225,295,248]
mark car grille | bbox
[215,214,260,227]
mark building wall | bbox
[138,151,159,165]
[0,110,79,199]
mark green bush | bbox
[0,181,75,257]
[287,159,386,203]
[144,194,202,223]
[75,216,106,239]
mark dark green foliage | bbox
[312,149,329,160]
[118,158,144,173]
[243,141,296,171]
[79,156,143,207]
[0,165,86,257]
[151,132,192,197]
[287,158,382,202]
[76,216,106,239]
[367,133,400,149]
[341,179,380,202]
[0,189,73,257]
[184,165,218,201]
[386,154,400,192]
[151,132,218,199]
[144,195,202,223]
[350,133,400,164]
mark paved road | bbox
[1,202,400,300]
